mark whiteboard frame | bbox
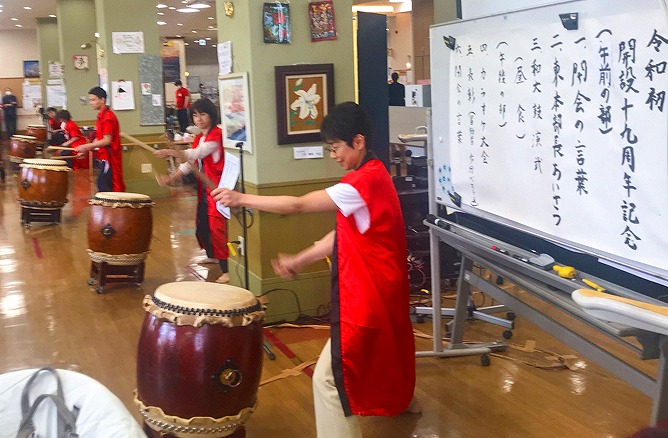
[430,0,668,282]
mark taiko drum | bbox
[18,159,71,208]
[135,282,264,438]
[87,192,153,265]
[26,124,48,142]
[9,135,38,163]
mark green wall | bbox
[434,0,459,25]
[36,17,60,106]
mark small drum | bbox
[26,124,48,142]
[18,159,71,208]
[9,135,38,163]
[135,282,264,437]
[87,192,154,265]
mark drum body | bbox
[136,282,265,438]
[18,159,70,208]
[87,192,153,265]
[26,124,47,142]
[9,135,38,163]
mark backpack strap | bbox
[16,368,79,438]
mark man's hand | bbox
[271,253,301,279]
[211,188,242,207]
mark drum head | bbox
[95,192,151,202]
[11,135,38,142]
[154,282,258,312]
[22,158,68,166]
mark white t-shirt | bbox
[325,183,370,234]
[178,139,221,174]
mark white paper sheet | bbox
[216,151,240,219]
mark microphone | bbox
[425,214,450,230]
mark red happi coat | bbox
[330,158,415,417]
[193,126,228,260]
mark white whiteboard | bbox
[431,0,668,280]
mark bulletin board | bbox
[430,0,668,280]
[138,54,165,126]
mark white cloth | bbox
[0,368,144,438]
[325,183,370,234]
[178,138,221,175]
[313,339,362,438]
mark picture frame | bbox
[73,54,89,71]
[219,72,252,153]
[23,60,40,78]
[274,63,334,145]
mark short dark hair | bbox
[191,98,219,125]
[174,80,182,86]
[46,107,57,113]
[56,109,71,121]
[320,102,373,148]
[88,86,107,100]
[391,72,399,81]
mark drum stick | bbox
[164,137,217,190]
[120,132,157,155]
[47,145,76,151]
[51,155,76,159]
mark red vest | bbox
[95,106,125,192]
[193,126,228,259]
[331,158,415,416]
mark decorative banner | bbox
[308,1,337,42]
[161,44,181,83]
[263,3,291,44]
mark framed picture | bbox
[73,55,89,70]
[274,63,334,145]
[23,60,40,78]
[308,1,337,42]
[263,2,291,44]
[219,72,252,153]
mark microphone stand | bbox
[235,141,250,290]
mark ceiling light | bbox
[157,21,167,25]
[189,3,211,8]
[15,24,22,27]
[212,44,216,47]
[23,6,31,10]
[49,14,56,18]
[177,8,198,12]
[191,30,197,33]
[205,37,211,40]
[208,16,214,20]
[184,42,189,45]
[94,32,100,37]
[177,23,183,26]
[11,17,18,20]
[176,34,181,37]
[157,12,164,15]
[156,3,168,8]
[168,6,176,10]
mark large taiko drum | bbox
[26,124,48,142]
[18,159,71,208]
[9,135,38,163]
[135,282,265,437]
[87,192,154,265]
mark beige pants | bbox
[313,339,362,438]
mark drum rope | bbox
[87,249,149,265]
[150,295,262,318]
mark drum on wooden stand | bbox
[9,135,38,163]
[87,192,154,266]
[135,282,265,438]
[26,124,48,143]
[18,159,71,226]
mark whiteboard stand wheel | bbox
[502,330,513,340]
[496,276,505,285]
[480,354,491,367]
[506,311,516,321]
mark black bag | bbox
[15,367,79,438]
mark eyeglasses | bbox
[325,145,341,154]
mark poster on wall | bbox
[308,1,337,42]
[112,32,145,54]
[161,44,181,83]
[263,3,291,44]
[111,80,135,111]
